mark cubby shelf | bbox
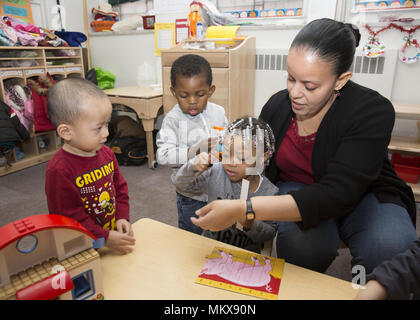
[391,101,420,201]
[0,46,84,177]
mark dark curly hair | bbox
[170,54,212,88]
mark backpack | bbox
[108,136,147,166]
[107,113,147,166]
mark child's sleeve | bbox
[172,157,210,196]
[45,166,110,240]
[111,154,130,222]
[156,116,188,166]
[366,238,420,299]
[244,221,277,244]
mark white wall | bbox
[33,0,420,124]
[35,0,87,33]
[88,31,157,87]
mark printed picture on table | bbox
[195,246,285,300]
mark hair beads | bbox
[223,117,275,167]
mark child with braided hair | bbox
[174,116,278,253]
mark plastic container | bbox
[137,61,156,88]
[392,153,420,183]
[196,22,204,40]
[91,21,116,32]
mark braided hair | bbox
[222,116,275,167]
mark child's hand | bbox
[106,230,136,254]
[355,280,388,300]
[116,219,134,237]
[189,137,219,158]
[194,152,217,173]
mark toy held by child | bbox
[45,78,135,254]
[156,54,228,235]
[174,116,278,253]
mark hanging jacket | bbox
[27,73,56,133]
[0,100,29,142]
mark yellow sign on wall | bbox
[154,23,175,56]
[0,0,34,24]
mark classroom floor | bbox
[1,162,419,283]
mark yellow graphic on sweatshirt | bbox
[75,161,114,188]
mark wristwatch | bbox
[245,199,255,223]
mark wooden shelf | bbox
[0,57,43,60]
[0,46,84,176]
[0,150,56,176]
[389,136,420,154]
[390,101,420,202]
[408,183,420,202]
[161,36,256,121]
[393,102,420,120]
[45,56,81,59]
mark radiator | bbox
[253,48,398,116]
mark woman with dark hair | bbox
[192,18,418,275]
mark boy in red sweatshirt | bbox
[45,78,135,254]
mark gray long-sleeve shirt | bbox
[174,159,279,253]
[156,102,228,201]
[366,238,420,299]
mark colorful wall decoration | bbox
[355,0,419,12]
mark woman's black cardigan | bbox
[259,80,416,229]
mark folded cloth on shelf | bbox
[92,3,120,19]
[54,31,87,47]
[0,16,42,46]
[4,16,41,34]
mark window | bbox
[71,270,95,300]
[16,235,38,254]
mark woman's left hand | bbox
[191,199,246,231]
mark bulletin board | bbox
[0,0,34,24]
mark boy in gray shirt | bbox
[156,54,228,235]
[174,117,277,253]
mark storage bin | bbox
[91,21,116,32]
[392,153,420,183]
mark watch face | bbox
[246,213,255,220]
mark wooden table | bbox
[99,218,359,300]
[104,86,163,168]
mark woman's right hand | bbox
[191,199,246,231]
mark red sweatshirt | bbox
[45,145,129,240]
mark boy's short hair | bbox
[170,54,212,88]
[47,78,108,127]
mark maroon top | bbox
[276,116,316,185]
[45,146,129,240]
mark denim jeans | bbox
[275,181,418,274]
[176,193,206,235]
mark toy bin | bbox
[91,21,116,32]
[391,153,420,183]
